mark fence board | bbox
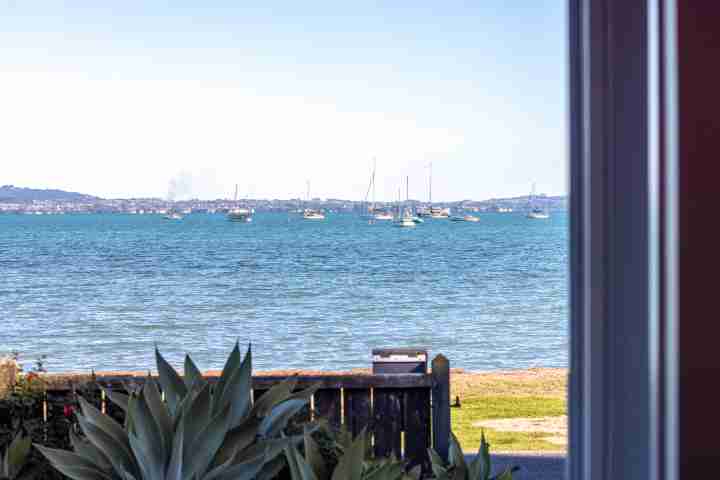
[344,389,371,437]
[404,388,431,473]
[373,389,403,458]
[314,389,341,426]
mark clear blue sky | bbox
[0,1,567,201]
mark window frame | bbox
[568,1,678,479]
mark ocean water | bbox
[0,212,568,373]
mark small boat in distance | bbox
[373,210,394,221]
[163,211,183,220]
[394,180,416,228]
[395,211,416,227]
[302,180,325,220]
[526,183,550,219]
[451,214,480,222]
[227,185,254,222]
[303,209,326,220]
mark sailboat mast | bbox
[429,162,433,205]
[372,158,376,212]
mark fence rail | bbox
[0,355,451,475]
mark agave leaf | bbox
[213,415,261,467]
[449,432,466,471]
[130,389,165,478]
[69,429,112,472]
[428,448,448,479]
[202,455,265,480]
[102,387,129,413]
[211,343,244,416]
[284,445,318,480]
[364,461,404,480]
[173,379,207,430]
[216,349,252,429]
[288,383,321,402]
[128,432,153,480]
[234,436,295,464]
[428,448,444,467]
[492,467,514,480]
[335,425,353,452]
[155,347,188,416]
[303,428,329,480]
[125,393,136,433]
[255,455,288,480]
[182,403,231,480]
[35,445,113,480]
[331,430,364,480]
[77,397,137,474]
[182,382,213,458]
[76,414,138,478]
[143,377,174,464]
[251,378,298,418]
[469,456,483,480]
[184,354,204,390]
[166,421,184,480]
[5,432,31,479]
[407,465,422,480]
[479,431,491,480]
[258,398,309,438]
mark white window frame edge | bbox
[568,1,678,479]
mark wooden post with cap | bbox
[431,354,451,462]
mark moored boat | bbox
[227,184,254,222]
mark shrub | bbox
[428,431,517,480]
[37,344,319,480]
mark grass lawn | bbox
[449,368,568,453]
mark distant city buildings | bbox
[0,192,567,215]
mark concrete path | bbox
[465,453,566,480]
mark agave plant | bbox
[428,431,516,480]
[37,344,318,480]
[284,426,420,480]
[0,431,32,480]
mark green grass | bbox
[452,395,567,453]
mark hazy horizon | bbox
[1,2,567,202]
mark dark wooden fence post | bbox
[431,354,450,462]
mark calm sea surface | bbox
[0,212,568,373]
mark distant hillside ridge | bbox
[0,185,101,202]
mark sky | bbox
[0,1,567,201]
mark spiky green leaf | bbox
[182,403,231,480]
[143,378,173,465]
[211,343,243,416]
[129,389,165,478]
[35,445,112,480]
[155,348,187,416]
[69,429,111,472]
[331,430,364,480]
[259,398,309,438]
[183,354,204,390]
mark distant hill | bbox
[0,185,101,203]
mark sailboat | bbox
[527,183,550,219]
[227,184,253,222]
[303,180,325,220]
[365,160,394,221]
[394,178,416,228]
[416,162,450,219]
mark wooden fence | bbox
[0,355,451,474]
